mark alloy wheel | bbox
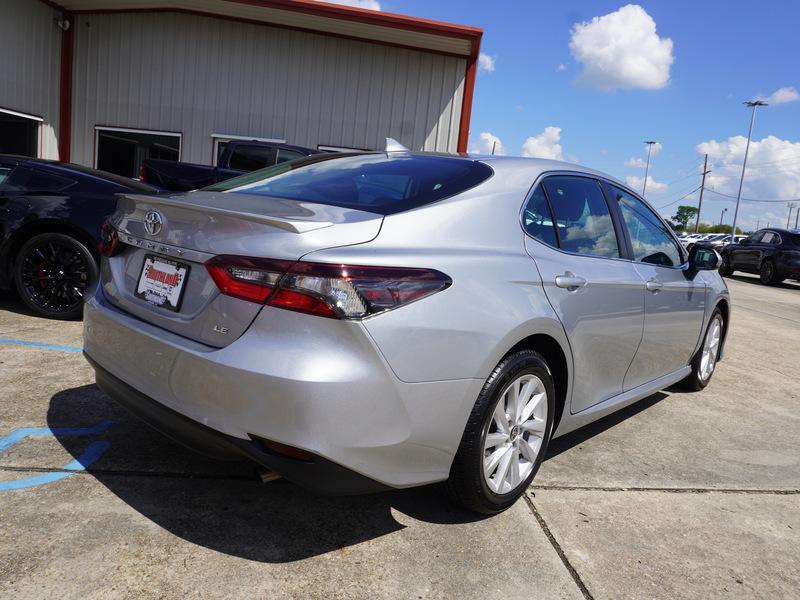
[482,374,548,495]
[699,315,722,382]
[19,240,91,314]
[760,261,774,283]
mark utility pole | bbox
[795,207,799,229]
[491,141,497,155]
[731,100,767,237]
[642,140,658,196]
[694,154,710,233]
[787,203,795,228]
[720,207,728,227]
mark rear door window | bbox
[5,167,76,192]
[228,145,274,171]
[276,148,306,164]
[0,164,13,187]
[522,184,558,247]
[540,176,620,258]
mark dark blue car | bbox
[0,155,159,319]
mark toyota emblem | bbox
[144,210,163,236]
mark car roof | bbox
[762,227,799,235]
[0,154,158,192]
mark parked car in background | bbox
[140,140,318,191]
[83,149,730,514]
[694,234,746,250]
[719,228,800,285]
[680,233,704,248]
[0,155,160,319]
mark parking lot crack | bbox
[531,484,800,495]
[523,492,595,600]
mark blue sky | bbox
[344,0,800,231]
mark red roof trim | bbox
[58,10,74,161]
[226,0,482,43]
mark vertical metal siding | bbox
[71,12,465,166]
[0,0,62,159]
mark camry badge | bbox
[144,210,164,236]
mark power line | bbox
[656,185,702,210]
[745,152,800,168]
[703,188,800,204]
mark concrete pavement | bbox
[0,273,798,599]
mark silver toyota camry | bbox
[83,146,729,514]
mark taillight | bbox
[139,163,146,181]
[98,220,122,257]
[205,256,293,303]
[205,255,451,319]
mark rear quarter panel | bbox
[300,169,573,385]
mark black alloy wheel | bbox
[14,233,98,320]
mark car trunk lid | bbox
[99,191,383,347]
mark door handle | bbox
[555,273,587,290]
[645,279,663,293]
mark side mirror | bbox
[689,245,719,271]
[739,237,751,245]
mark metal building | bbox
[1,0,481,178]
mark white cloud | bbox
[522,126,564,160]
[478,53,496,73]
[626,175,668,194]
[625,157,647,168]
[322,0,381,10]
[758,86,800,105]
[569,4,674,91]
[696,135,800,201]
[557,63,566,72]
[470,132,505,155]
[625,142,662,168]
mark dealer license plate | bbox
[135,254,190,312]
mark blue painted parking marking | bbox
[0,421,114,491]
[0,337,83,354]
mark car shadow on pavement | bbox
[544,392,669,459]
[49,384,671,562]
[47,384,488,563]
[0,290,37,318]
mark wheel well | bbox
[505,334,569,430]
[715,298,730,348]
[5,220,98,280]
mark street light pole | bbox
[731,100,767,237]
[642,140,658,196]
[720,207,728,227]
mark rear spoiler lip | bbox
[120,193,340,234]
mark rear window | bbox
[204,153,494,215]
[47,162,159,192]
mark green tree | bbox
[671,205,699,229]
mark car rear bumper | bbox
[83,286,482,491]
[86,352,389,495]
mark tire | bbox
[446,350,556,514]
[718,254,734,276]
[679,309,724,391]
[759,259,782,285]
[13,232,98,320]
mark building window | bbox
[95,126,181,178]
[211,134,285,165]
[0,107,42,158]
